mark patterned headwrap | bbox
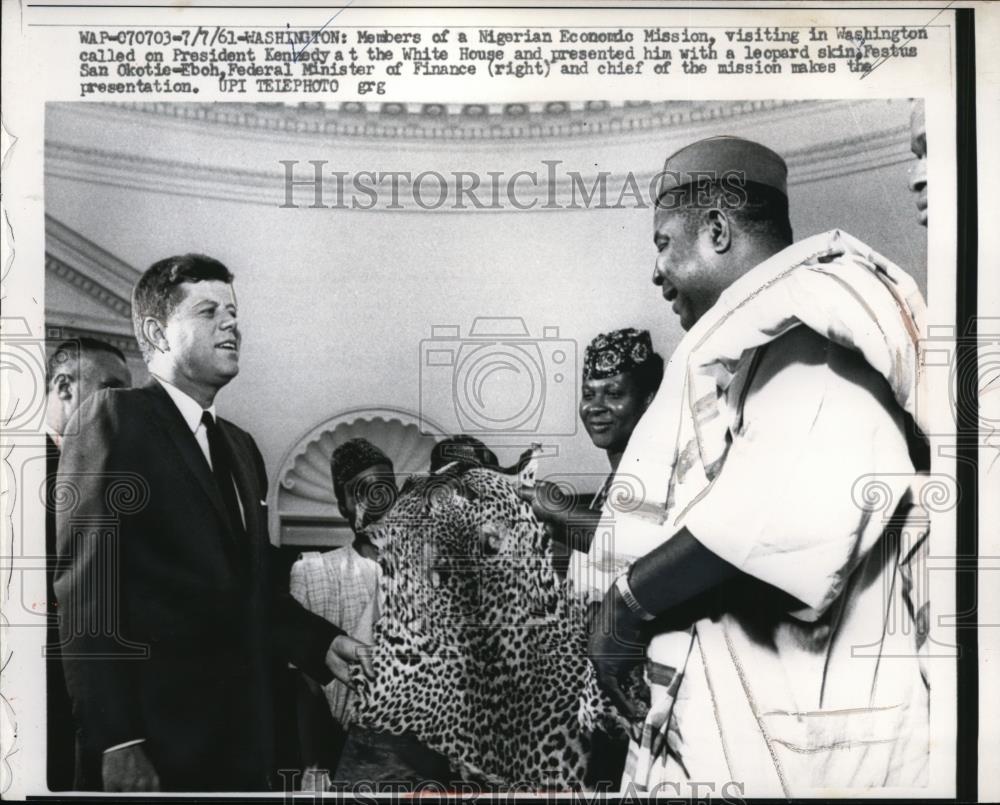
[582,328,656,381]
[330,437,394,500]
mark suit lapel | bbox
[142,380,231,533]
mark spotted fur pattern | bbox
[349,467,628,789]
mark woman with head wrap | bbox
[579,329,664,482]
[519,329,662,787]
[521,328,664,563]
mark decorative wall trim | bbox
[44,319,141,359]
[46,214,142,301]
[270,406,447,546]
[46,121,912,213]
[784,123,912,185]
[46,255,132,319]
[45,216,141,355]
[87,98,816,142]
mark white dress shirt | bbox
[154,375,216,468]
[153,375,246,527]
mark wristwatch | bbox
[615,571,657,622]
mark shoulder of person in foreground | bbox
[683,323,915,618]
[55,385,157,509]
[60,385,146,447]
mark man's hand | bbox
[101,743,160,792]
[587,582,649,721]
[517,481,574,526]
[519,482,604,553]
[325,634,375,686]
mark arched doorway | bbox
[269,406,446,547]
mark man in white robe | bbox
[583,136,930,796]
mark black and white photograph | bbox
[1,1,995,801]
[36,96,935,796]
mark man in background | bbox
[45,338,132,448]
[43,337,132,790]
[55,255,370,792]
[909,101,928,227]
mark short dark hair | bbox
[132,254,233,360]
[664,179,793,245]
[628,352,665,399]
[330,437,395,510]
[46,337,127,385]
[430,435,500,473]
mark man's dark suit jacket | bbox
[54,380,342,791]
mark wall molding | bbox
[46,214,142,301]
[270,406,447,546]
[46,255,132,319]
[46,117,912,213]
[45,215,141,355]
[44,319,141,359]
[85,98,817,143]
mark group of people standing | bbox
[43,111,931,794]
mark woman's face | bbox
[579,371,652,454]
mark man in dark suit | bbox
[44,337,132,790]
[55,254,372,792]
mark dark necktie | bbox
[201,410,245,538]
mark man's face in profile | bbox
[651,205,718,331]
[909,104,928,227]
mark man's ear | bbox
[53,373,74,402]
[705,208,732,253]
[142,317,170,353]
